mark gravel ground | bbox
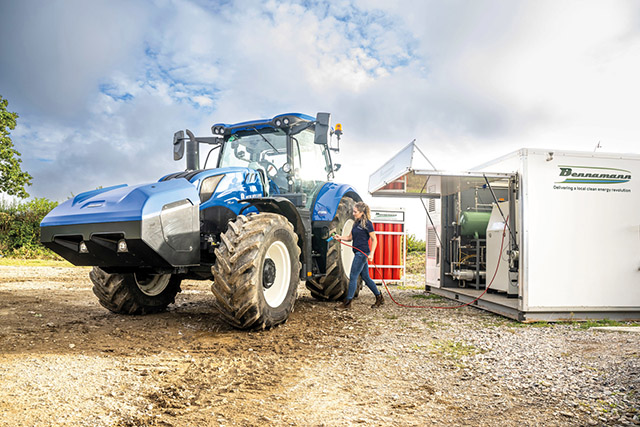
[0,266,638,426]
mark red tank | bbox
[369,209,405,283]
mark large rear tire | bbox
[211,213,301,330]
[90,267,182,314]
[306,197,362,301]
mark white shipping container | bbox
[474,148,639,314]
[370,143,640,320]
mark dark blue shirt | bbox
[352,220,374,255]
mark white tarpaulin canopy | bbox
[368,141,514,198]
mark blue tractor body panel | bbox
[311,182,362,222]
[40,167,266,268]
[185,167,264,212]
[41,179,202,268]
[42,180,199,227]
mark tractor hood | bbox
[40,179,201,268]
[42,179,199,227]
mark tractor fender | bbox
[311,183,362,222]
[238,197,306,244]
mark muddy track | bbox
[0,266,638,426]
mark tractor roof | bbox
[211,113,315,135]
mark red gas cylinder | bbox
[371,222,384,279]
[369,209,405,284]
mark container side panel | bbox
[525,152,639,309]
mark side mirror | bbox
[173,130,185,160]
[314,112,330,145]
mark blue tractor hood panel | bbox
[312,182,362,221]
[159,167,265,213]
[41,179,200,227]
[40,179,201,268]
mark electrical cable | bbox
[330,218,508,310]
[482,174,517,248]
[459,253,477,264]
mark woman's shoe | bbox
[371,294,384,308]
[336,299,352,310]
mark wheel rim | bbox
[263,240,291,308]
[134,273,171,296]
[340,219,355,279]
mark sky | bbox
[1,0,640,238]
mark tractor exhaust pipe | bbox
[185,129,199,171]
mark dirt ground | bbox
[0,266,638,426]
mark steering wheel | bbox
[265,161,279,178]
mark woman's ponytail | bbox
[354,201,371,229]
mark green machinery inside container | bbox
[460,211,491,239]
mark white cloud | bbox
[192,95,214,107]
[2,0,640,238]
[0,0,148,118]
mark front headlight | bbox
[117,239,128,253]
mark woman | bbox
[335,201,384,310]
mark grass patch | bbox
[0,258,74,267]
[530,321,552,328]
[420,319,442,328]
[431,340,483,360]
[406,251,425,274]
[411,343,429,351]
[396,283,425,290]
[478,318,559,329]
[485,318,640,329]
[575,319,640,329]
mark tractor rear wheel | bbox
[211,213,301,330]
[306,197,362,301]
[90,267,182,314]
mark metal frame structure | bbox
[370,142,640,321]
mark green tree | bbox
[406,234,426,252]
[0,95,32,198]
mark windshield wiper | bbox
[250,127,281,154]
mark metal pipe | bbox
[185,129,199,171]
[452,269,487,281]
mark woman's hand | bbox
[368,253,374,262]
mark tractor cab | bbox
[176,113,341,209]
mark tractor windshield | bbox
[218,126,332,205]
[219,129,289,193]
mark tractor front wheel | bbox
[211,213,301,330]
[90,267,182,314]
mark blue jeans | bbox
[347,252,381,300]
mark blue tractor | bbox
[41,112,362,329]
